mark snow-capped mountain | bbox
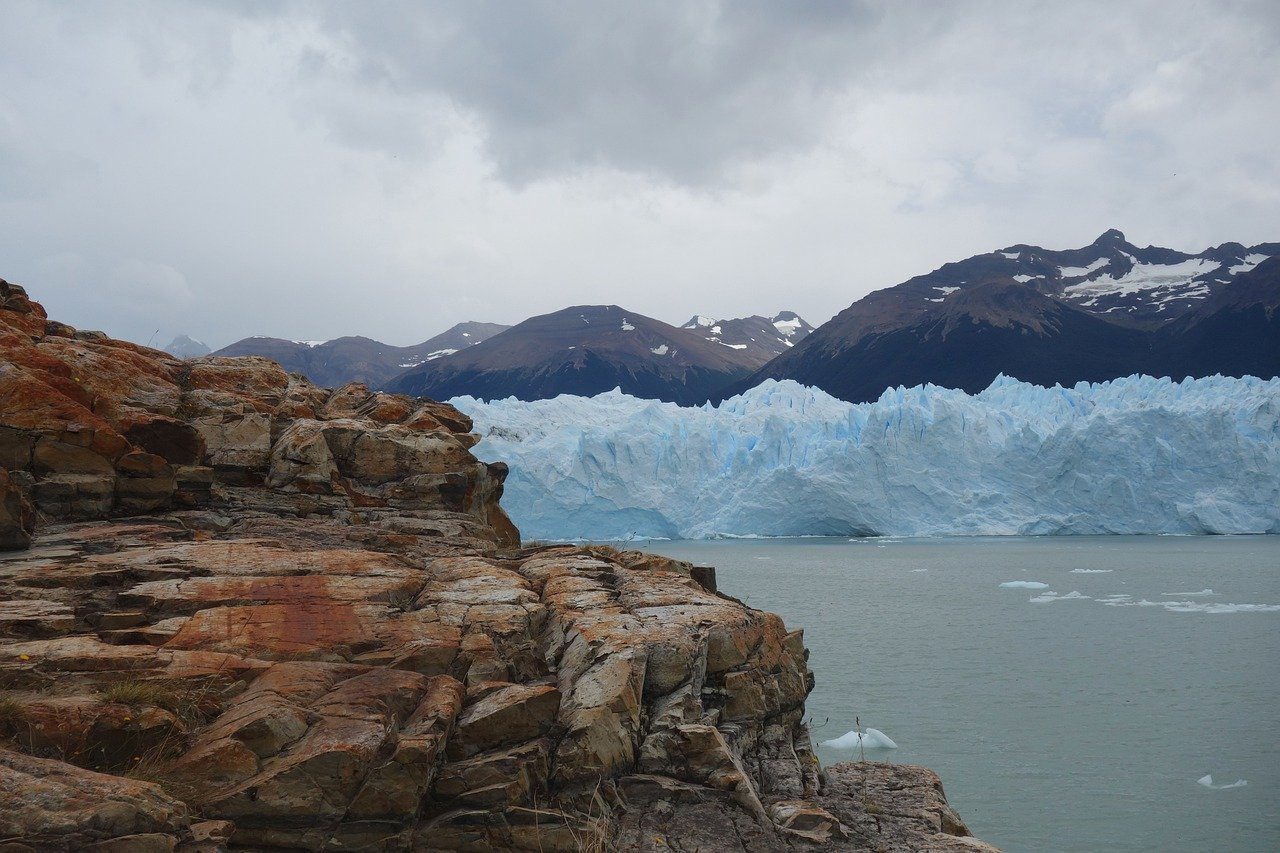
[681,311,814,367]
[732,230,1278,403]
[212,321,507,388]
[387,305,758,405]
[162,334,210,359]
[454,374,1280,540]
[991,229,1276,326]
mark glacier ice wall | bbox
[451,375,1280,539]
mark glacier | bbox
[450,375,1280,540]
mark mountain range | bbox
[730,230,1278,402]
[387,305,772,405]
[209,321,508,388]
[175,230,1275,404]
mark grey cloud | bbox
[298,0,889,183]
[0,0,1276,350]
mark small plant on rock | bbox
[0,696,25,736]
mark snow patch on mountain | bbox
[773,316,804,336]
[453,375,1280,540]
[1228,253,1270,276]
[1063,257,1220,307]
[1058,258,1111,278]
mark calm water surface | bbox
[627,536,1279,853]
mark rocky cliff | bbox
[0,279,992,851]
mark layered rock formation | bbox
[0,279,992,851]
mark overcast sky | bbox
[2,1,1277,348]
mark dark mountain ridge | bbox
[727,231,1277,403]
[387,304,759,404]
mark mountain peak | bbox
[163,334,210,359]
[1094,228,1127,245]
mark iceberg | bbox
[452,374,1280,540]
[1197,775,1248,790]
[820,727,898,750]
[1000,581,1050,589]
[1027,590,1090,603]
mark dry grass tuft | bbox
[0,696,25,734]
[102,679,218,727]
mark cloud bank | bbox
[1,0,1277,347]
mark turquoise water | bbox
[629,536,1280,852]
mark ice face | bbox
[452,374,1280,541]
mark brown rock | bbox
[0,599,74,638]
[0,470,35,551]
[32,437,114,475]
[120,414,206,465]
[447,683,560,759]
[0,748,190,849]
[817,762,1002,852]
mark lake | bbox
[626,536,1280,852]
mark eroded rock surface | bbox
[0,281,993,850]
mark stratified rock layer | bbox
[0,280,991,850]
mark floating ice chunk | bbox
[1162,589,1215,597]
[1098,597,1279,614]
[1163,602,1280,614]
[1029,590,1091,603]
[911,568,928,573]
[1000,581,1049,589]
[1071,569,1113,573]
[821,728,898,750]
[1197,775,1248,790]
